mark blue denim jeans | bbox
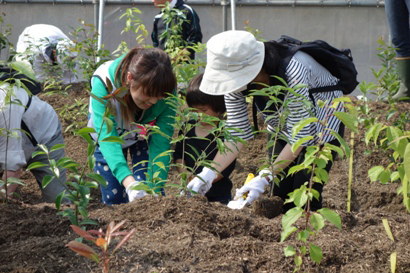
[385,0,410,57]
[94,141,149,205]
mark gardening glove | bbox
[187,167,217,195]
[126,181,148,202]
[235,169,272,205]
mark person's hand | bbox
[187,167,217,195]
[235,169,272,204]
[125,181,148,202]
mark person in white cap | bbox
[15,24,79,84]
[187,30,345,213]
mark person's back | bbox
[0,79,67,202]
[15,24,79,84]
[151,0,202,60]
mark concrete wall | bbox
[1,3,389,95]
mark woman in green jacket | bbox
[88,47,176,205]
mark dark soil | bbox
[1,83,410,273]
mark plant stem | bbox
[347,131,354,212]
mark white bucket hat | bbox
[200,30,265,95]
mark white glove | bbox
[235,169,272,204]
[126,181,148,202]
[187,167,217,195]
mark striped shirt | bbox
[225,51,344,146]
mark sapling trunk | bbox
[347,131,354,212]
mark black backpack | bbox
[252,36,359,132]
[0,65,42,95]
[0,65,42,146]
[274,35,359,95]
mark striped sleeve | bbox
[224,91,254,140]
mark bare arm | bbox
[271,143,303,176]
[210,141,244,174]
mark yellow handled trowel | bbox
[227,173,254,210]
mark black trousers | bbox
[267,124,344,213]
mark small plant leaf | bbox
[334,112,358,133]
[280,226,298,243]
[382,219,395,242]
[113,228,136,254]
[310,213,325,231]
[41,175,54,189]
[50,144,65,152]
[101,136,125,144]
[284,245,296,257]
[368,166,385,182]
[390,252,397,273]
[96,237,107,247]
[291,118,317,139]
[309,244,323,264]
[77,127,97,134]
[70,225,97,242]
[317,208,342,229]
[55,191,65,211]
[86,173,108,188]
[26,162,48,171]
[282,207,303,230]
[66,241,100,263]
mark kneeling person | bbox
[0,73,67,202]
[174,73,236,205]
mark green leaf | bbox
[77,127,97,134]
[288,164,307,176]
[318,208,341,229]
[334,112,358,133]
[42,175,54,189]
[382,219,395,242]
[309,244,323,264]
[55,191,65,211]
[294,255,302,267]
[284,245,296,257]
[330,131,351,158]
[292,118,317,139]
[379,170,391,184]
[154,161,166,170]
[310,213,325,231]
[101,136,125,144]
[315,168,329,183]
[280,226,298,242]
[291,136,313,153]
[293,187,309,207]
[282,207,303,230]
[324,143,344,158]
[10,61,37,81]
[38,144,49,153]
[86,173,107,188]
[297,230,310,243]
[403,143,410,190]
[26,162,48,171]
[50,144,65,152]
[368,166,385,182]
[391,252,397,273]
[31,151,46,158]
[104,117,113,134]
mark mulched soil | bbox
[1,83,409,273]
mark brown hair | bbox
[114,47,176,124]
[186,73,226,114]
